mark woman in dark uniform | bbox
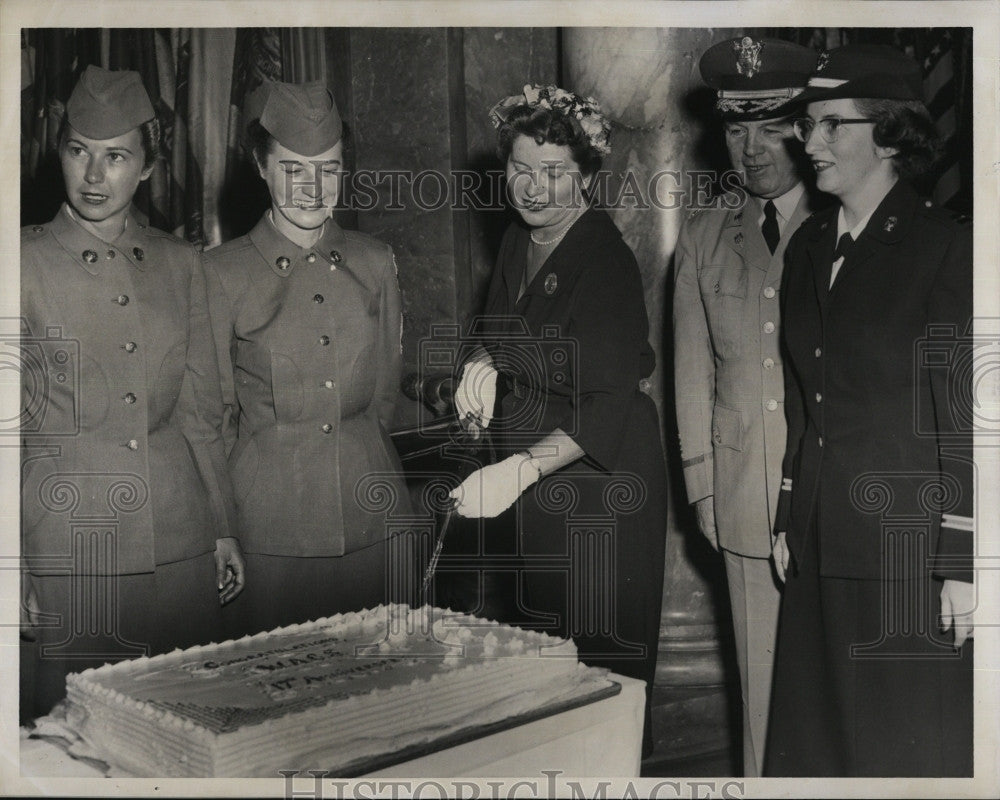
[20,66,244,720]
[449,84,667,755]
[205,81,411,635]
[766,46,974,776]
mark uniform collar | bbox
[249,211,349,278]
[48,203,151,276]
[756,182,806,228]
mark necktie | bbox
[762,200,780,255]
[834,232,854,263]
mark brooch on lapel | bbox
[544,273,558,295]
[883,216,898,232]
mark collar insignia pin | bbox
[734,232,744,247]
[883,216,898,232]
[734,211,743,223]
[544,273,558,295]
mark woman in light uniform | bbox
[205,81,411,635]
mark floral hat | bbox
[489,84,612,155]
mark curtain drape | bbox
[20,27,328,247]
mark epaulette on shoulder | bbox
[918,198,971,226]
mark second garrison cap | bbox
[256,80,343,157]
[700,36,818,121]
[65,65,156,140]
[794,44,925,105]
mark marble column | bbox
[563,27,744,762]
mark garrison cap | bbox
[65,65,155,139]
[254,80,343,157]
[700,36,818,121]
[795,44,925,104]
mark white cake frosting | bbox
[64,604,609,777]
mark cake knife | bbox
[419,503,455,602]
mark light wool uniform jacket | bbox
[673,191,815,556]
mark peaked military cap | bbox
[700,36,818,121]
[795,44,925,104]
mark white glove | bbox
[454,359,498,428]
[450,453,541,518]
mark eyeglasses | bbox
[792,117,875,143]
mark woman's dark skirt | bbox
[765,518,973,776]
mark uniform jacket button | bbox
[818,436,824,447]
[763,286,776,299]
[763,321,775,334]
[313,294,324,303]
[321,423,333,434]
[106,249,116,259]
[815,392,823,403]
[306,253,317,263]
[124,392,137,404]
[115,295,130,306]
[123,341,137,353]
[815,347,822,358]
[763,357,775,369]
[766,399,778,411]
[319,335,330,345]
[125,439,139,450]
[323,379,335,389]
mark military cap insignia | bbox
[733,37,763,79]
[883,216,897,232]
[816,52,830,72]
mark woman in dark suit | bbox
[449,85,667,755]
[20,66,243,720]
[205,81,411,635]
[766,46,974,776]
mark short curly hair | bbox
[496,105,604,176]
[853,98,943,181]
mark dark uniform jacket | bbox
[775,180,973,581]
[673,189,817,557]
[20,205,237,575]
[204,215,409,558]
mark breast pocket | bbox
[698,266,748,360]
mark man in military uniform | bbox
[672,36,820,776]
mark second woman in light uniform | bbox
[205,81,411,634]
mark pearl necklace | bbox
[529,210,584,247]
